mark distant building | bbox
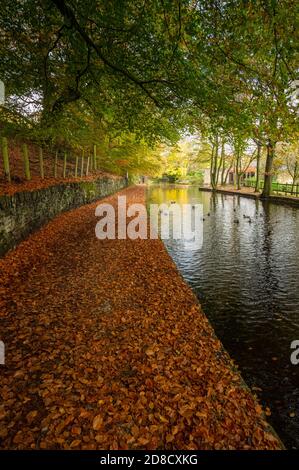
[228,166,256,184]
[201,166,257,186]
[203,169,211,185]
[139,175,148,184]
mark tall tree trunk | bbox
[224,163,233,184]
[261,140,275,198]
[236,150,241,190]
[210,143,215,189]
[214,134,219,189]
[216,139,224,186]
[1,137,11,183]
[237,172,241,190]
[210,135,219,190]
[220,141,226,185]
[211,135,219,190]
[254,141,262,192]
[291,161,298,194]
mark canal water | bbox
[147,184,299,449]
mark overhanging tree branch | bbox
[51,0,162,107]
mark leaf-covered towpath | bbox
[0,186,282,449]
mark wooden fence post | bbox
[75,155,78,177]
[1,137,11,183]
[39,147,44,179]
[22,143,31,180]
[89,150,93,172]
[93,144,97,171]
[63,151,67,178]
[54,150,58,178]
[80,150,84,177]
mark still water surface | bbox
[147,184,299,449]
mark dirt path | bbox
[0,186,282,449]
[200,185,260,197]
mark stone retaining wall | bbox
[0,177,127,257]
